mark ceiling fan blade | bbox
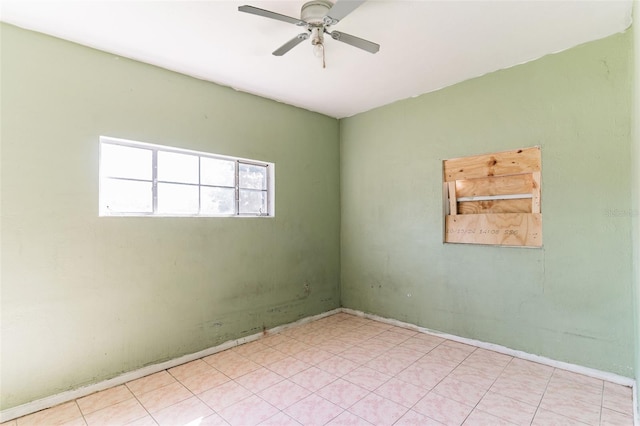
[325,0,366,23]
[238,5,306,26]
[329,30,379,54]
[273,33,310,56]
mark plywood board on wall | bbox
[445,213,542,246]
[444,147,541,182]
[443,147,542,247]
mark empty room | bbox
[1,0,639,425]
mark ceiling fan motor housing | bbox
[301,0,333,25]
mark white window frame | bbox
[99,136,275,217]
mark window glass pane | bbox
[157,183,199,214]
[100,178,152,213]
[201,187,235,215]
[201,157,235,187]
[101,143,152,180]
[239,163,267,190]
[158,151,199,184]
[239,189,267,215]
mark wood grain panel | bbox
[443,147,541,182]
[445,213,542,247]
[457,199,532,214]
[455,174,533,198]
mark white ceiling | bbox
[0,0,633,118]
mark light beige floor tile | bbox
[151,396,213,426]
[394,409,445,425]
[428,344,473,364]
[235,367,284,392]
[259,333,294,347]
[289,366,338,392]
[232,341,269,357]
[476,391,538,425]
[216,358,262,379]
[448,364,498,389]
[376,330,412,345]
[325,411,373,425]
[502,358,554,379]
[17,401,82,426]
[433,376,489,406]
[198,380,252,412]
[602,384,634,415]
[490,374,547,406]
[84,398,148,426]
[266,356,311,378]
[539,396,601,425]
[124,415,158,426]
[603,381,632,397]
[167,359,214,382]
[441,340,477,354]
[551,369,604,389]
[460,356,508,378]
[396,362,448,390]
[339,346,378,364]
[348,392,408,425]
[413,392,474,425]
[218,395,278,426]
[374,377,429,408]
[58,417,87,426]
[384,346,423,363]
[202,350,246,370]
[292,348,333,365]
[126,371,176,397]
[258,411,302,426]
[388,326,418,336]
[198,413,230,426]
[179,367,230,394]
[357,339,397,356]
[136,381,193,413]
[294,332,330,346]
[468,348,512,365]
[77,385,134,415]
[364,354,413,375]
[316,355,359,376]
[257,379,311,410]
[245,347,288,366]
[399,337,441,353]
[463,409,516,425]
[284,394,344,426]
[272,340,312,356]
[600,407,634,426]
[316,378,370,409]
[531,409,590,426]
[342,366,391,391]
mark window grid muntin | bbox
[100,138,272,217]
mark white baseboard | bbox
[1,306,637,425]
[0,308,341,423]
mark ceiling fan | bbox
[238,0,379,66]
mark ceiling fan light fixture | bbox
[312,41,324,58]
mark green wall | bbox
[340,31,635,376]
[632,2,640,419]
[0,23,340,410]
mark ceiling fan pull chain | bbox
[322,44,326,69]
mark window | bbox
[99,137,274,217]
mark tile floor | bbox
[2,313,635,426]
